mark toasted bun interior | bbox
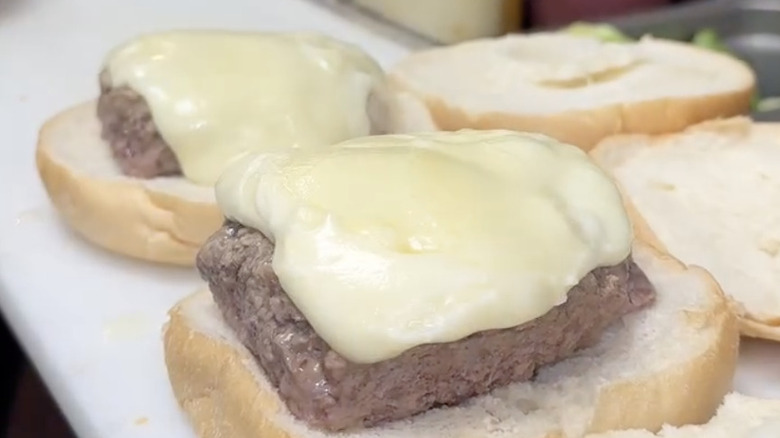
[387,34,755,148]
[163,243,739,438]
[35,101,223,266]
[591,118,780,342]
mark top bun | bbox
[387,33,755,149]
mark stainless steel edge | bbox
[300,0,442,50]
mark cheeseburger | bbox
[35,30,388,265]
[164,130,738,437]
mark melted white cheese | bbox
[216,130,633,363]
[104,30,385,185]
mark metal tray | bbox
[605,0,780,121]
[301,0,440,50]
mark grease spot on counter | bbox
[134,416,149,426]
[69,360,91,376]
[14,206,49,226]
[102,313,154,342]
[68,351,100,377]
[650,180,676,191]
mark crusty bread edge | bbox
[162,243,739,438]
[35,102,224,266]
[411,87,752,152]
[164,298,295,438]
[589,117,780,341]
[386,39,754,150]
[740,319,780,342]
[587,250,738,433]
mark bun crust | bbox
[35,101,222,266]
[416,89,751,151]
[387,35,755,149]
[588,393,780,437]
[163,242,739,438]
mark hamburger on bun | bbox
[163,129,739,437]
[36,30,389,266]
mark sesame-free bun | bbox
[163,242,740,437]
[591,118,780,342]
[387,33,755,149]
[35,101,222,266]
[589,393,780,437]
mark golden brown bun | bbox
[387,33,755,150]
[35,101,222,266]
[163,242,739,438]
[590,118,780,342]
[587,393,780,437]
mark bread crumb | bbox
[758,237,780,257]
[134,417,149,426]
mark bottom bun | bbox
[163,243,739,438]
[35,101,222,266]
[589,393,780,437]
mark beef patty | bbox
[97,70,183,178]
[196,221,657,432]
[96,70,389,179]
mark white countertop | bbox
[0,1,778,438]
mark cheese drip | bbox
[216,130,633,363]
[104,30,386,185]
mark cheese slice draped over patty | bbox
[215,130,633,363]
[103,30,385,185]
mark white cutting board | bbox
[0,1,777,438]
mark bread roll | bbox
[387,33,755,149]
[163,242,739,438]
[590,118,780,342]
[35,101,222,266]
